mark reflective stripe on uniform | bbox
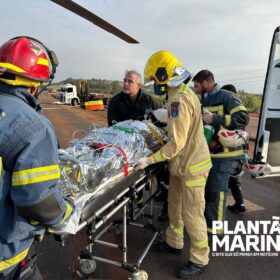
[230,105,247,114]
[208,191,225,235]
[0,157,2,176]
[185,178,206,188]
[170,223,184,236]
[211,149,243,158]
[217,192,225,222]
[225,115,231,127]
[189,158,212,174]
[207,227,224,234]
[191,239,208,249]
[0,248,29,271]
[60,202,73,224]
[203,105,224,115]
[206,191,225,233]
[152,150,165,163]
[12,165,60,186]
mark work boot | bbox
[176,261,207,278]
[227,203,246,213]
[152,241,182,255]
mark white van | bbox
[252,26,280,178]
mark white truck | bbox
[58,83,80,106]
[58,81,110,107]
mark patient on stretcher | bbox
[57,120,167,198]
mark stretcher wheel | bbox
[80,259,96,274]
[130,270,148,280]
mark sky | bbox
[1,0,280,93]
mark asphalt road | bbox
[37,94,280,280]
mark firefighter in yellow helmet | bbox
[135,51,212,278]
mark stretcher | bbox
[55,164,164,280]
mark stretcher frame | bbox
[66,164,163,280]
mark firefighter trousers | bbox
[205,159,234,234]
[166,173,209,265]
[205,189,228,235]
[228,176,244,206]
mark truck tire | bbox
[72,99,79,106]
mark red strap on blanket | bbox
[97,144,128,176]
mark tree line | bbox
[50,78,123,95]
[49,78,262,113]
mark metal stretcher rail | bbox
[70,164,164,280]
[77,173,149,232]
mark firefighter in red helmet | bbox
[0,37,74,279]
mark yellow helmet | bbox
[144,50,191,87]
[144,50,181,85]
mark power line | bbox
[217,68,266,78]
[219,75,265,83]
[235,82,264,85]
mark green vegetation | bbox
[49,78,122,95]
[237,91,262,113]
[49,78,262,113]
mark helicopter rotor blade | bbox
[50,0,139,44]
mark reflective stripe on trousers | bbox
[205,190,227,234]
[166,174,209,265]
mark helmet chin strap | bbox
[35,78,53,98]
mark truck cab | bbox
[59,84,80,106]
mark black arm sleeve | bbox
[231,111,250,129]
[107,98,119,126]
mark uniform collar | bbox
[167,83,186,95]
[0,81,42,112]
[204,84,220,99]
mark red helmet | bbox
[0,36,58,83]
